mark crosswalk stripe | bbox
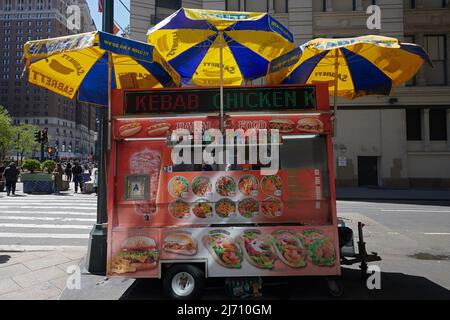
[0,206,96,210]
[0,232,89,239]
[0,245,87,251]
[0,216,96,222]
[0,211,96,216]
[0,223,92,229]
[0,192,98,247]
[0,202,97,206]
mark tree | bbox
[13,123,40,162]
[0,106,14,161]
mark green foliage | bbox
[0,106,14,160]
[41,160,56,173]
[13,123,41,160]
[22,159,41,173]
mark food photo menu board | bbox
[107,225,340,278]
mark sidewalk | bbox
[0,248,86,300]
[336,187,450,201]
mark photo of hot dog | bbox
[119,122,142,137]
[49,59,74,75]
[269,119,295,133]
[163,232,197,256]
[297,118,324,133]
[147,122,171,137]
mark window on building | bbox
[333,0,354,11]
[17,0,25,11]
[226,0,240,11]
[37,0,44,10]
[424,35,447,85]
[313,0,326,12]
[403,0,414,9]
[274,0,288,13]
[245,0,268,12]
[404,35,417,86]
[5,0,12,11]
[421,0,448,8]
[406,109,422,141]
[153,0,181,24]
[429,109,447,141]
[361,0,377,9]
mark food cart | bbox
[106,83,375,299]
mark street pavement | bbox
[1,184,450,300]
[0,183,95,299]
[0,183,96,251]
[120,199,450,300]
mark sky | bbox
[85,0,130,33]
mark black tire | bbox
[163,264,204,300]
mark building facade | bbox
[0,0,97,161]
[130,0,450,188]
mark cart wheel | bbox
[163,264,204,300]
[326,277,344,297]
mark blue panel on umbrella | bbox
[98,31,154,63]
[169,34,217,82]
[283,51,328,84]
[224,15,293,43]
[155,8,214,30]
[140,60,177,88]
[224,34,269,79]
[400,43,433,67]
[341,47,392,96]
[78,52,116,105]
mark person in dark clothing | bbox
[65,162,72,182]
[4,162,20,196]
[72,162,83,193]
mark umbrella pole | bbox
[333,48,339,137]
[219,31,224,133]
[107,52,112,151]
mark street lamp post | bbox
[86,0,113,275]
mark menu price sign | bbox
[124,85,317,114]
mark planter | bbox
[21,172,54,194]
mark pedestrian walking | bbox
[65,162,72,182]
[93,167,98,195]
[72,162,83,193]
[4,162,20,196]
[52,163,64,194]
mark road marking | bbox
[0,216,96,222]
[381,209,450,213]
[0,202,96,206]
[0,245,87,251]
[0,206,97,210]
[0,211,96,216]
[422,233,450,235]
[0,223,92,229]
[0,232,89,239]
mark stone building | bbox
[0,0,97,161]
[129,0,450,187]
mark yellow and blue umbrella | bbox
[23,31,180,105]
[267,35,433,105]
[147,8,295,86]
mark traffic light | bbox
[41,128,48,144]
[34,130,41,143]
[47,146,55,155]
